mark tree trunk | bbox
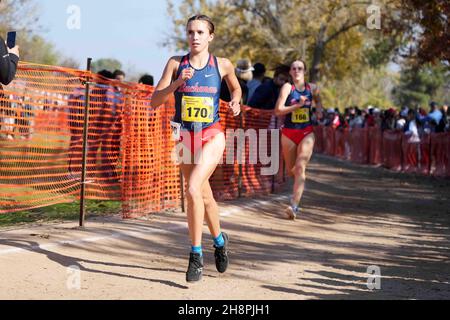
[310,42,325,83]
[310,24,327,83]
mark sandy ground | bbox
[0,154,449,300]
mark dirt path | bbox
[1,154,449,300]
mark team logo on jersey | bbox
[178,82,218,94]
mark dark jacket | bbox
[0,37,19,86]
[220,78,249,105]
[247,80,280,110]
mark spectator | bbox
[247,64,290,110]
[351,108,364,128]
[0,36,20,140]
[373,108,382,127]
[88,70,116,178]
[426,101,443,125]
[443,104,450,132]
[436,104,448,133]
[67,84,86,178]
[405,109,420,143]
[113,70,126,82]
[139,74,154,86]
[103,70,124,183]
[366,107,376,127]
[382,108,397,131]
[316,107,326,126]
[0,37,19,85]
[325,108,340,129]
[220,58,252,105]
[396,110,407,130]
[247,63,266,101]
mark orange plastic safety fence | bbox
[0,62,181,215]
[313,125,450,177]
[430,133,450,177]
[120,93,181,218]
[349,127,369,164]
[1,63,90,213]
[368,126,383,165]
[1,62,292,216]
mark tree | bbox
[19,35,59,65]
[393,63,449,108]
[398,0,449,66]
[321,68,398,110]
[0,0,41,34]
[91,59,123,73]
[1,0,79,67]
[58,57,80,69]
[166,0,404,82]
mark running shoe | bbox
[214,232,229,273]
[285,205,300,220]
[186,252,203,282]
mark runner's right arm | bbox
[150,57,193,108]
[274,83,305,116]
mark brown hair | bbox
[187,14,215,34]
[291,60,307,72]
[274,64,290,78]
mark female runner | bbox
[274,60,323,220]
[151,15,242,282]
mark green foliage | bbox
[321,68,398,110]
[19,35,59,65]
[0,0,77,67]
[393,63,449,108]
[400,0,449,65]
[166,0,403,82]
[91,58,123,73]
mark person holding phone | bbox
[1,32,20,140]
[151,14,242,283]
[1,32,20,85]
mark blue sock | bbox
[191,245,203,257]
[291,199,300,211]
[213,233,225,248]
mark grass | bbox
[0,200,121,228]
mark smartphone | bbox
[7,31,16,49]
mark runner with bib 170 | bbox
[274,60,323,220]
[151,15,242,283]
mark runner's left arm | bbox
[220,58,241,116]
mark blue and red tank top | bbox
[283,83,314,130]
[174,54,221,131]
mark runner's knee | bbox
[202,193,215,207]
[293,163,307,181]
[187,185,202,201]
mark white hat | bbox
[327,108,335,113]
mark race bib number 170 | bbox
[182,96,214,123]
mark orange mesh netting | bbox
[1,63,88,213]
[0,62,182,215]
[1,62,288,217]
[5,62,446,218]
